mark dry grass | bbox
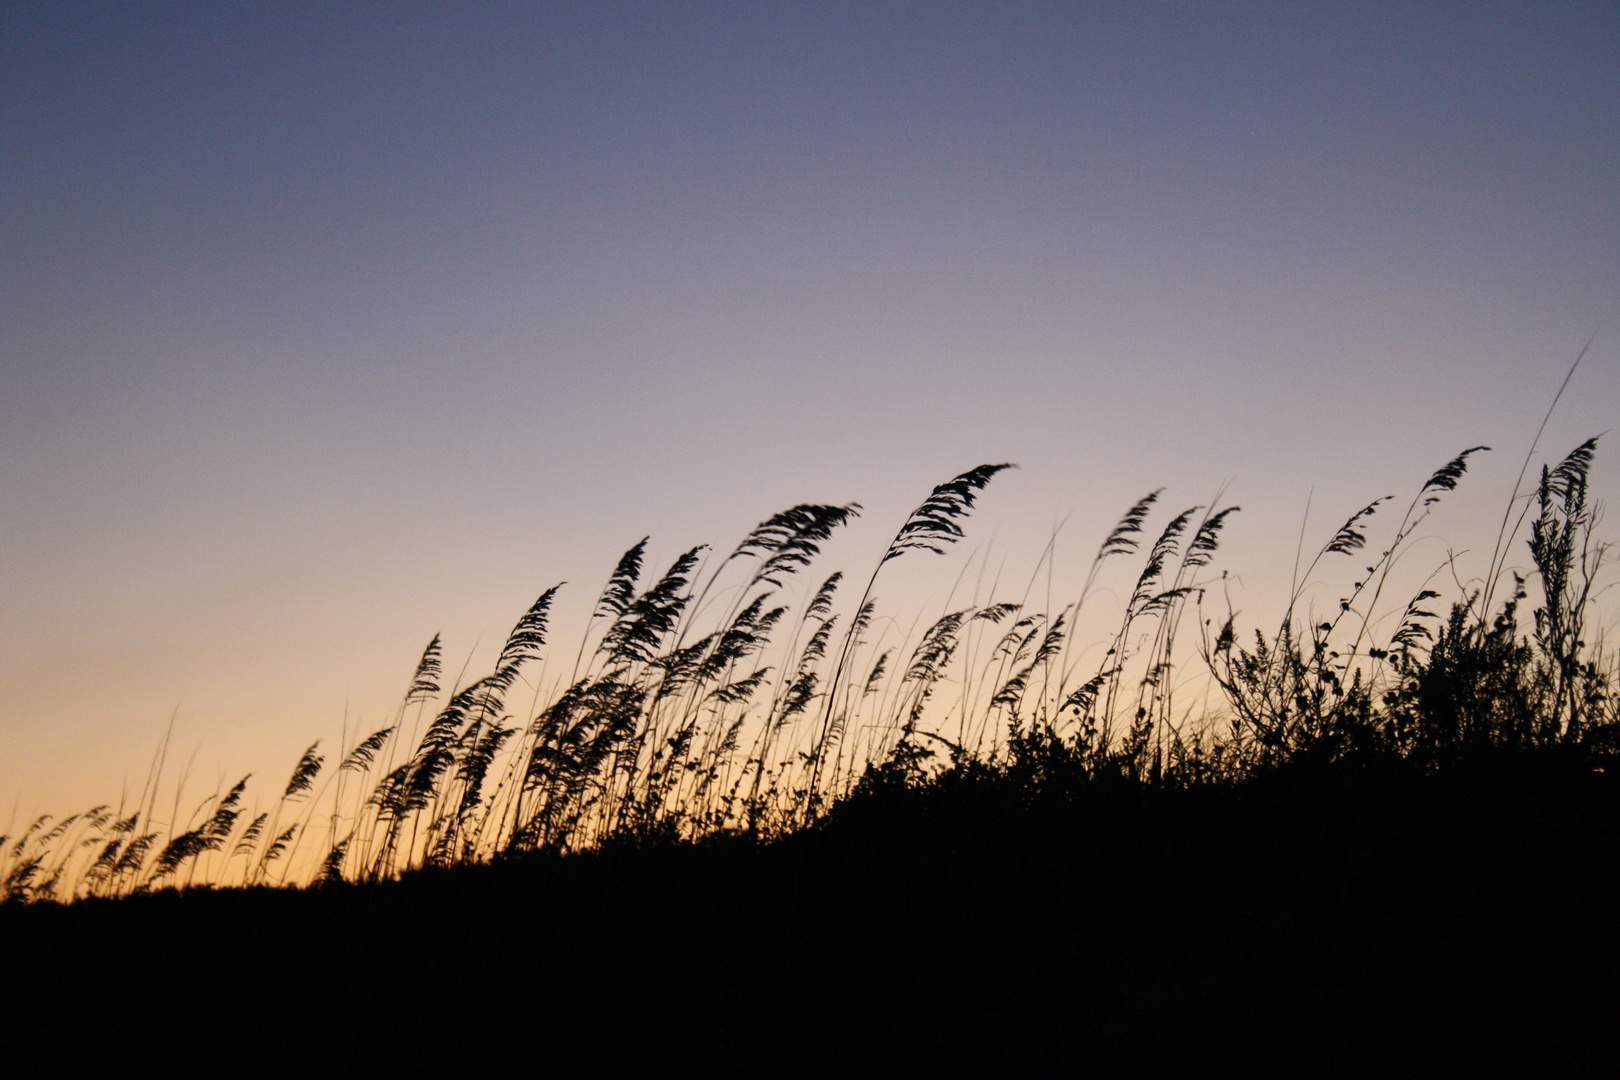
[3,432,1615,902]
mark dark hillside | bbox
[5,754,1615,1075]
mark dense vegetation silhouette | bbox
[1,422,1616,1071]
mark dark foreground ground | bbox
[3,758,1616,1076]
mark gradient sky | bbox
[3,2,1617,815]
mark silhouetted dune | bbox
[5,754,1614,1074]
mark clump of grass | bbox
[3,421,1615,901]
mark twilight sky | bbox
[3,2,1617,814]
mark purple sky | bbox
[3,2,1617,813]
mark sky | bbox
[3,2,1617,816]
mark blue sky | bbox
[3,2,1616,811]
